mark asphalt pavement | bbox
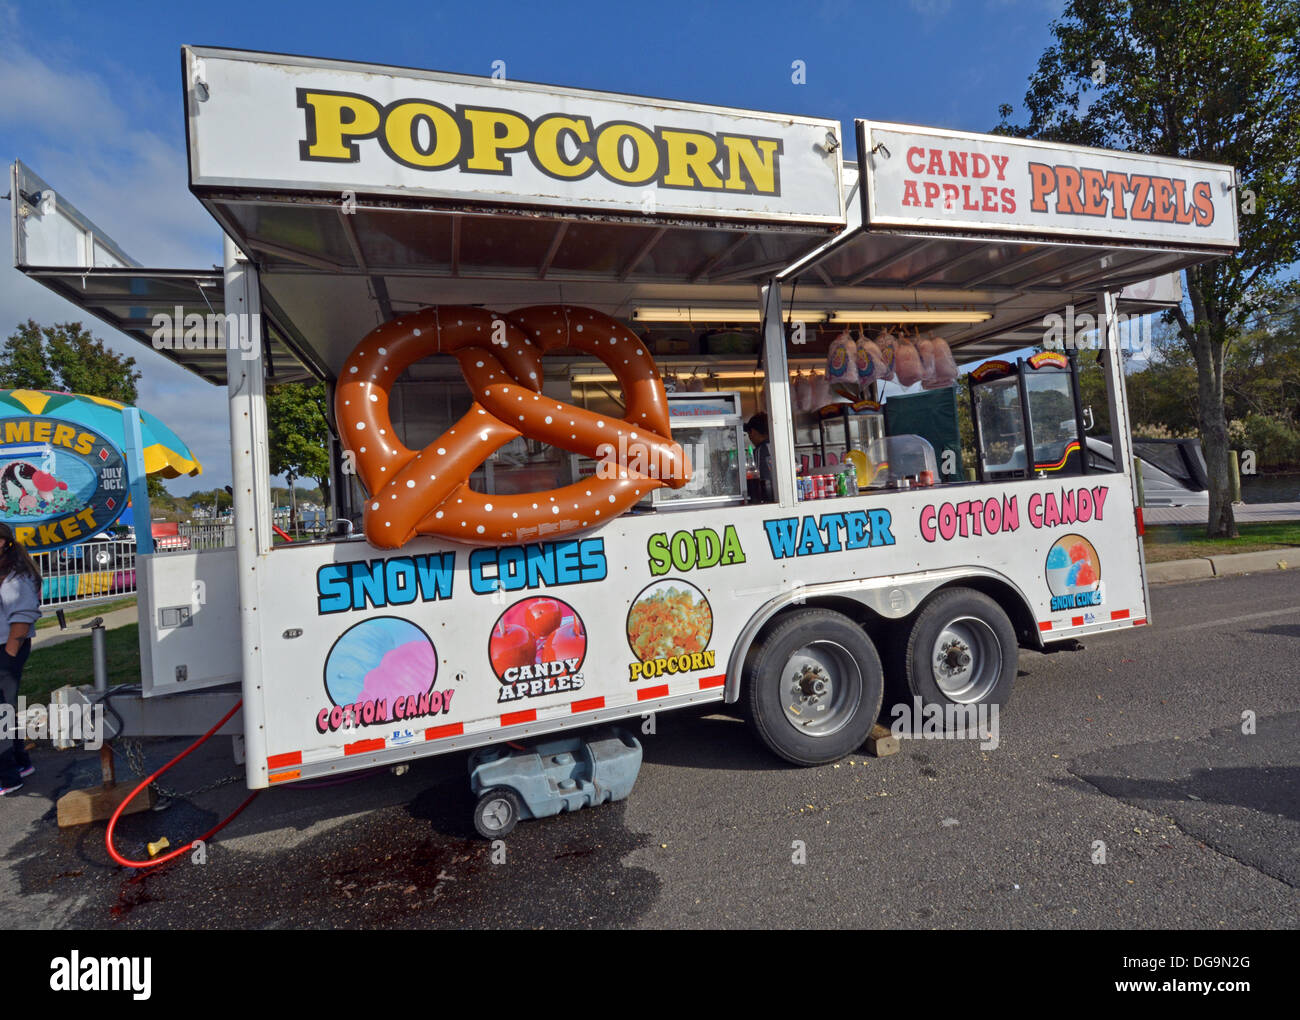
[3,570,1297,929]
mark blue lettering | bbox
[384,557,418,605]
[351,560,386,609]
[555,540,582,584]
[526,545,556,587]
[868,509,895,547]
[579,538,607,581]
[763,518,800,559]
[845,511,871,549]
[469,548,498,595]
[316,564,351,614]
[797,516,827,555]
[415,552,455,599]
[819,513,846,552]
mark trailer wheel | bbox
[895,588,1016,728]
[473,787,522,839]
[745,608,884,766]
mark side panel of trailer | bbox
[250,469,1145,787]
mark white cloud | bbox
[1,23,233,495]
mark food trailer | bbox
[10,47,1237,817]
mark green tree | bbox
[997,0,1300,536]
[267,382,332,523]
[0,320,141,402]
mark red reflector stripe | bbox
[1134,618,1147,626]
[501,710,536,726]
[1039,621,1053,631]
[571,697,605,713]
[425,722,463,740]
[638,684,669,700]
[267,751,301,769]
[1071,616,1084,627]
[344,738,384,756]
[1111,609,1130,620]
[1135,507,1145,536]
[269,769,300,784]
[699,674,725,689]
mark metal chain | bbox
[115,738,243,800]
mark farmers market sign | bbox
[0,417,128,553]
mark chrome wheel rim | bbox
[931,616,1001,703]
[781,640,863,737]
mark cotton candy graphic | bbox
[810,369,832,408]
[325,617,436,708]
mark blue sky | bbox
[0,0,1065,494]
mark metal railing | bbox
[35,539,139,607]
[35,524,236,608]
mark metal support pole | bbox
[760,279,796,507]
[90,621,107,693]
[224,235,272,788]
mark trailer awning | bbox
[9,162,320,385]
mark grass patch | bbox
[35,597,137,629]
[1143,521,1300,562]
[22,624,141,700]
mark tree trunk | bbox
[1186,275,1237,539]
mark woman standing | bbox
[0,523,42,795]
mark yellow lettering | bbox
[596,122,659,184]
[74,431,94,455]
[660,129,723,189]
[52,424,75,449]
[703,649,716,668]
[5,422,30,444]
[15,527,34,545]
[32,421,51,443]
[38,521,60,545]
[462,107,531,172]
[383,100,461,169]
[532,115,593,179]
[60,517,82,541]
[629,662,643,681]
[299,91,382,161]
[76,507,96,530]
[723,135,781,193]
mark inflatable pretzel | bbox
[335,304,690,549]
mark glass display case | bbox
[644,392,747,510]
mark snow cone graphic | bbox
[1045,534,1101,605]
[324,617,437,710]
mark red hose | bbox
[105,700,259,869]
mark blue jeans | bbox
[0,640,33,786]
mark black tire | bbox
[473,786,522,839]
[745,608,884,766]
[892,588,1016,732]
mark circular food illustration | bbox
[626,579,713,662]
[489,596,587,680]
[1045,534,1101,596]
[324,616,438,707]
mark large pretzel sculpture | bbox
[335,305,691,549]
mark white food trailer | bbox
[10,48,1237,816]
